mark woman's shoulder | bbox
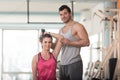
[32,53,40,62]
[50,52,57,60]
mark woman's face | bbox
[41,37,52,51]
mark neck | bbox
[65,19,74,27]
[41,50,50,60]
[41,50,50,54]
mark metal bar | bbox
[3,72,32,74]
[27,0,29,24]
[29,22,63,24]
[71,1,74,19]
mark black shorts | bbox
[59,61,83,80]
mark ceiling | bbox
[0,0,118,36]
[0,0,117,14]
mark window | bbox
[1,28,61,80]
[2,30,39,80]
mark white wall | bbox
[79,3,104,36]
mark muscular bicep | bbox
[77,24,89,40]
[74,23,90,46]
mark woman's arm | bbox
[32,55,38,80]
[50,32,62,39]
[50,32,63,59]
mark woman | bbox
[32,32,63,80]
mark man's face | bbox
[59,9,72,23]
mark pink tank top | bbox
[37,53,57,80]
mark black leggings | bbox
[59,61,83,80]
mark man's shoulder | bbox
[73,21,84,28]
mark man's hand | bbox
[61,38,70,45]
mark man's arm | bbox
[61,23,90,47]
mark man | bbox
[58,5,90,80]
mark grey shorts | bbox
[59,61,83,80]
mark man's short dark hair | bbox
[59,5,71,13]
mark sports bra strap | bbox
[38,52,41,61]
